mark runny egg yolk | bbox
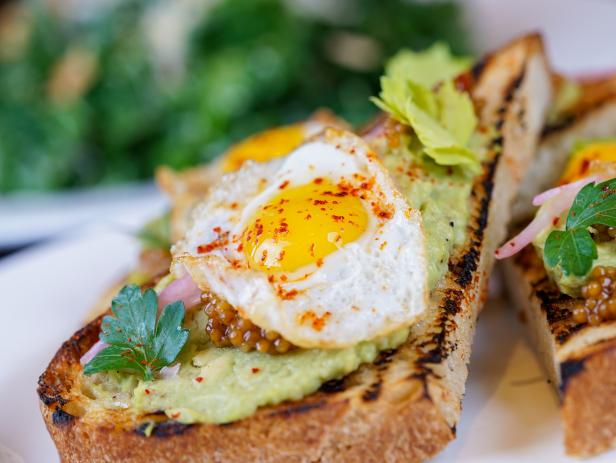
[241,179,369,273]
[221,124,306,172]
[560,141,616,184]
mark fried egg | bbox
[172,128,427,349]
[218,109,348,173]
[157,110,348,242]
[560,141,616,184]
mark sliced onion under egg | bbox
[158,274,202,311]
[80,339,108,366]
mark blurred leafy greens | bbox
[0,0,467,192]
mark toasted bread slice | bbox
[504,73,616,458]
[38,35,551,463]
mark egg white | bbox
[172,128,428,349]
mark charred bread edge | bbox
[38,35,551,463]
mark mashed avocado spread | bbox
[376,134,474,288]
[534,207,616,297]
[83,309,409,424]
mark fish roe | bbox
[202,294,294,354]
[573,266,616,325]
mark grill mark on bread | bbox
[359,349,398,401]
[38,317,105,407]
[471,58,487,81]
[534,288,585,344]
[268,400,329,418]
[52,407,74,426]
[373,348,397,368]
[135,421,194,438]
[516,246,588,345]
[362,381,382,402]
[319,378,347,393]
[542,98,616,139]
[450,152,499,287]
[415,291,462,367]
[559,358,587,394]
[506,73,525,104]
[38,389,67,407]
[407,372,432,400]
[542,115,576,137]
[451,246,481,288]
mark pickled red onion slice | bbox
[159,363,180,379]
[532,175,600,206]
[158,274,202,311]
[496,175,602,259]
[80,276,201,367]
[80,340,108,365]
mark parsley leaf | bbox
[544,228,597,277]
[567,180,616,229]
[544,179,616,277]
[83,285,189,381]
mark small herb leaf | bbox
[84,285,189,381]
[567,179,616,229]
[83,345,148,378]
[152,301,190,367]
[543,178,616,277]
[544,228,597,277]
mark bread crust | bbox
[38,35,551,463]
[504,248,616,457]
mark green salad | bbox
[0,0,467,193]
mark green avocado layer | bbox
[376,133,475,288]
[83,309,409,424]
[534,219,616,297]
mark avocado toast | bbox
[501,72,616,457]
[38,35,551,463]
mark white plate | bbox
[463,0,616,76]
[1,228,615,463]
[0,183,167,248]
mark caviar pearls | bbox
[203,294,294,354]
[573,266,616,325]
